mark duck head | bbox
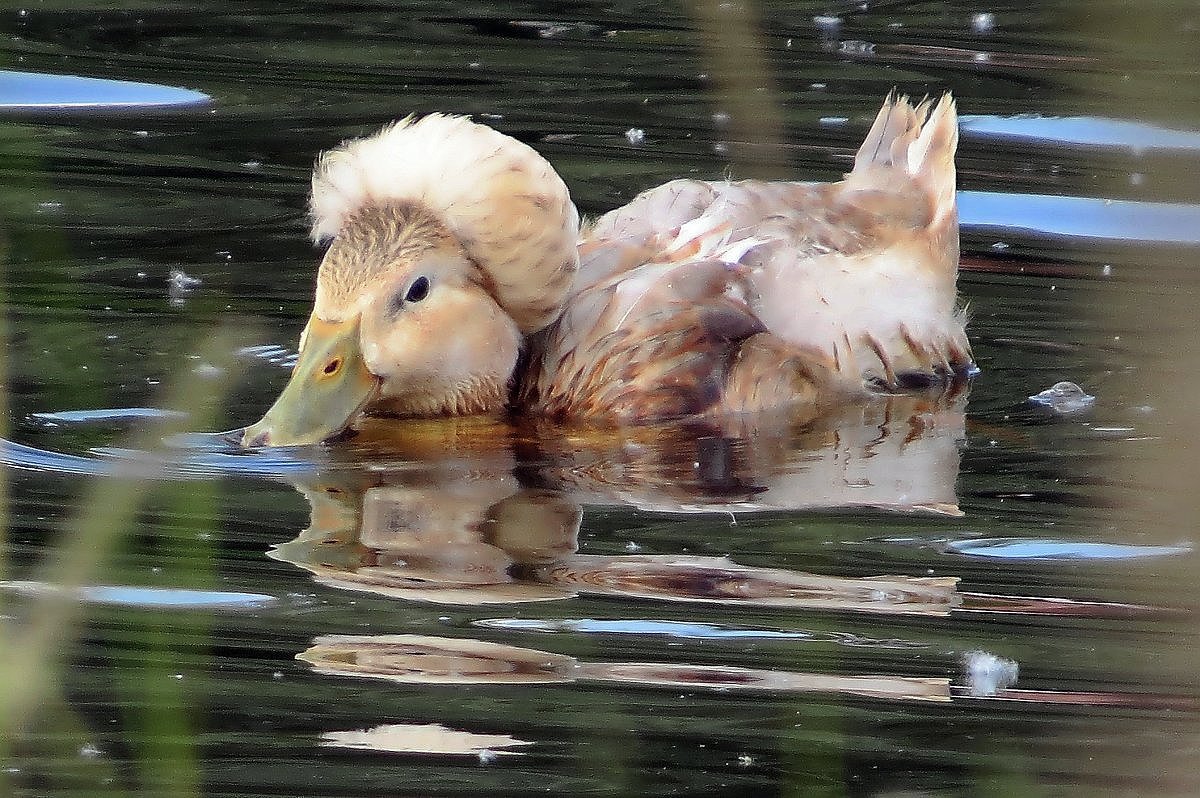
[242,114,579,447]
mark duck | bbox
[242,91,972,447]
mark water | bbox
[3,1,1200,796]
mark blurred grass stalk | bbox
[690,0,789,177]
[0,327,241,742]
[1077,1,1200,787]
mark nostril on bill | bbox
[242,427,271,448]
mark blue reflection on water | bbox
[2,581,276,609]
[961,114,1200,153]
[0,69,211,111]
[959,191,1200,245]
[949,538,1192,560]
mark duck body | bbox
[243,93,972,447]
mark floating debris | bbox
[509,20,600,38]
[624,127,645,145]
[963,650,1017,696]
[838,40,875,56]
[168,268,202,306]
[1028,381,1095,414]
[322,723,532,756]
[813,15,841,32]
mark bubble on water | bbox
[813,15,841,31]
[168,269,202,306]
[838,40,875,56]
[192,362,224,379]
[1028,381,1096,415]
[971,12,996,34]
[79,742,102,758]
[516,20,577,38]
[624,127,645,146]
[963,650,1017,696]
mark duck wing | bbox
[521,93,971,422]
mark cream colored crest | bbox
[310,114,580,333]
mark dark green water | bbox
[3,2,1200,796]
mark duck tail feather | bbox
[850,91,958,225]
[853,89,921,173]
[907,94,958,225]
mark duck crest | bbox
[315,202,456,318]
[310,113,580,332]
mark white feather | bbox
[309,114,581,332]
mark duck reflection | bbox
[271,393,966,613]
[298,633,954,702]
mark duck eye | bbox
[405,276,430,303]
[323,358,342,376]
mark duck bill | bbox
[241,315,381,447]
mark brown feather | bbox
[518,92,971,422]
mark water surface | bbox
[3,2,1199,796]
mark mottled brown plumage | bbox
[519,93,970,423]
[242,92,973,447]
